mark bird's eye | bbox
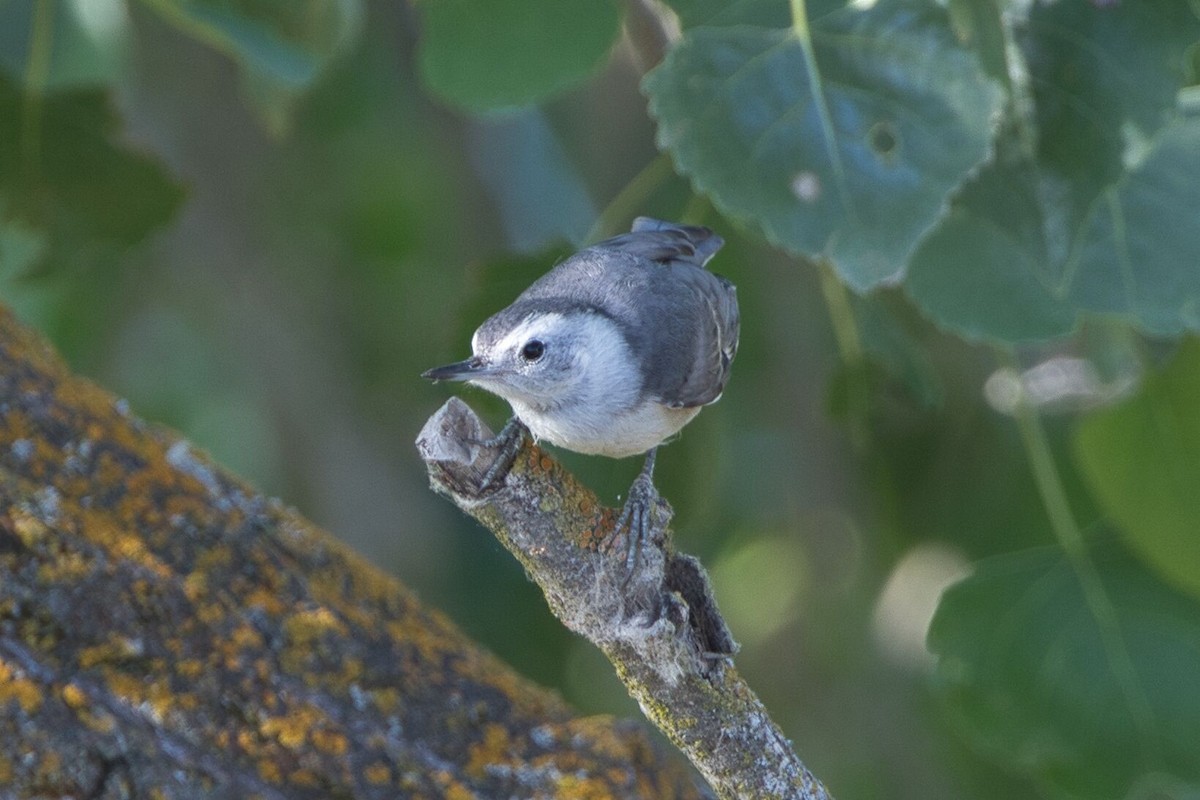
[521,339,545,362]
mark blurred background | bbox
[6,1,1187,798]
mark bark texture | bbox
[417,399,834,800]
[0,306,702,799]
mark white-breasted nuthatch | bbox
[423,217,739,559]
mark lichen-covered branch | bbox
[417,398,835,800]
[0,305,702,799]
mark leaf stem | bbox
[789,0,811,39]
[585,153,675,243]
[1003,349,1160,765]
[818,260,867,451]
[21,0,57,185]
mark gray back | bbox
[498,218,740,408]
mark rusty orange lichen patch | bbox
[310,727,348,757]
[465,722,517,778]
[176,658,204,680]
[433,771,476,800]
[371,686,400,714]
[104,671,177,729]
[77,636,143,669]
[60,682,87,710]
[36,549,91,583]
[0,658,43,714]
[555,772,623,800]
[243,586,286,616]
[257,759,283,784]
[182,570,207,598]
[364,761,392,785]
[335,656,364,686]
[60,682,116,734]
[283,606,347,647]
[228,621,264,652]
[9,507,49,547]
[259,703,331,751]
[579,507,617,551]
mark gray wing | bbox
[510,218,740,408]
[638,266,739,408]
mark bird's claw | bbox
[470,417,529,493]
[609,472,672,579]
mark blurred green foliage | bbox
[2,1,1199,798]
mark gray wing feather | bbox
[642,268,739,408]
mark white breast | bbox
[513,398,700,458]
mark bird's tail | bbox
[620,216,724,266]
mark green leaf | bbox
[1066,119,1200,335]
[0,77,185,273]
[644,0,1003,290]
[0,0,130,89]
[905,152,1077,342]
[929,541,1200,798]
[1074,339,1200,600]
[906,1,1200,342]
[661,0,789,29]
[417,0,621,113]
[138,0,363,132]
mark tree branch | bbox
[417,398,835,800]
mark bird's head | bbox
[423,304,636,414]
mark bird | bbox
[423,217,739,567]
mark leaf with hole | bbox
[644,0,1002,290]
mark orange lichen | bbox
[103,672,148,705]
[78,637,143,668]
[283,606,347,647]
[555,773,621,800]
[0,659,43,714]
[176,658,204,680]
[228,622,264,652]
[289,768,319,788]
[310,727,348,757]
[60,682,87,710]
[243,586,286,616]
[259,704,328,751]
[466,722,516,778]
[364,761,392,785]
[39,551,90,584]
[257,759,283,783]
[62,687,118,734]
[10,508,49,548]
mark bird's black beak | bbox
[422,356,486,382]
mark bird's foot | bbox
[469,417,529,493]
[609,469,673,579]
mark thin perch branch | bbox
[417,398,835,800]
